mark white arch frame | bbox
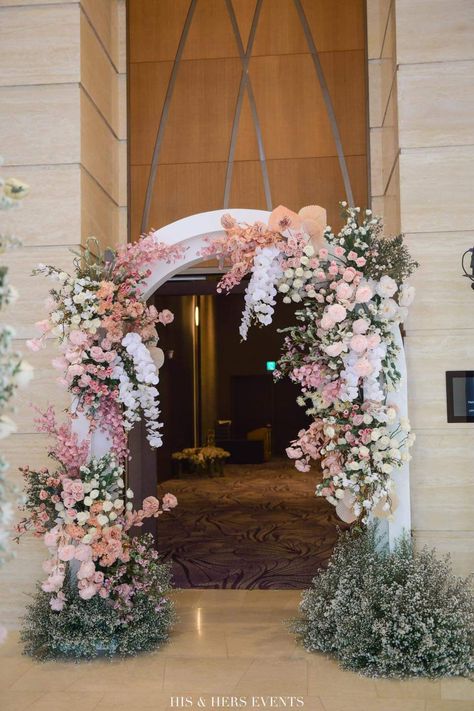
[141,209,411,547]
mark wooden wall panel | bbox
[128,0,369,239]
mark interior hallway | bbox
[1,589,472,711]
[156,460,344,589]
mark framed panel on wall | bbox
[446,371,474,423]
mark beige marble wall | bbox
[367,0,474,576]
[0,0,127,626]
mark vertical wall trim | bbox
[140,0,197,234]
[293,0,355,206]
[224,0,272,210]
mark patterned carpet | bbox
[156,459,347,589]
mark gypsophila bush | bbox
[21,556,175,660]
[294,526,474,678]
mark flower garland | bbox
[28,236,184,460]
[17,408,177,624]
[204,203,418,523]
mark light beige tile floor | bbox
[1,590,473,711]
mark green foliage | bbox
[21,561,176,661]
[364,234,419,285]
[295,526,474,678]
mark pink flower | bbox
[333,246,345,257]
[26,338,43,352]
[158,309,174,325]
[336,282,352,300]
[49,595,66,612]
[328,263,338,275]
[39,490,48,501]
[74,543,92,561]
[62,495,76,509]
[353,358,373,377]
[325,341,344,357]
[89,346,108,362]
[162,493,178,510]
[355,284,373,303]
[327,304,347,323]
[342,267,357,283]
[69,330,89,347]
[77,560,95,580]
[295,459,310,472]
[352,318,370,334]
[57,544,76,561]
[67,364,85,378]
[286,446,303,459]
[366,333,381,349]
[348,251,358,261]
[318,248,328,259]
[355,257,366,267]
[70,481,84,501]
[320,314,334,330]
[79,584,97,600]
[350,334,368,354]
[44,530,59,547]
[142,496,161,517]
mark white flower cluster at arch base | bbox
[114,332,163,449]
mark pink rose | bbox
[318,248,328,259]
[70,481,84,501]
[93,571,104,584]
[342,267,356,283]
[142,496,161,517]
[328,264,338,275]
[79,584,97,600]
[320,315,334,330]
[69,330,89,346]
[39,490,48,501]
[325,341,344,357]
[366,333,381,349]
[355,285,373,303]
[44,531,59,548]
[327,304,347,323]
[295,459,310,472]
[77,560,95,580]
[356,257,366,267]
[352,318,370,334]
[333,246,345,257]
[350,334,368,354]
[62,495,76,509]
[74,543,92,562]
[89,346,108,362]
[353,358,373,377]
[162,493,178,510]
[67,364,85,378]
[348,251,358,261]
[57,545,76,561]
[336,282,352,300]
[158,309,174,325]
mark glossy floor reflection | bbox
[1,590,472,711]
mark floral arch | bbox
[18,201,418,658]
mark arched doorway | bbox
[127,209,412,585]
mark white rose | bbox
[284,269,294,278]
[97,514,109,527]
[381,463,393,474]
[114,499,124,509]
[126,488,133,499]
[89,489,99,499]
[303,244,315,257]
[295,268,304,277]
[300,256,309,266]
[376,275,397,298]
[108,511,117,521]
[399,285,415,307]
[363,413,373,425]
[278,283,290,293]
[83,496,92,506]
[76,511,89,524]
[102,500,113,512]
[371,429,382,441]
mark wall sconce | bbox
[461,247,474,290]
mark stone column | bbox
[0,0,127,626]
